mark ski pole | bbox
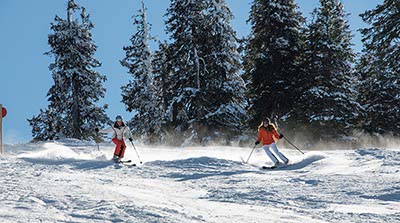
[246,144,257,163]
[94,128,100,151]
[130,141,143,164]
[283,137,304,154]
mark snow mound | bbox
[355,148,400,164]
[17,141,107,166]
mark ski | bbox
[111,159,132,163]
[115,160,137,166]
[261,163,292,170]
[117,160,132,163]
[261,165,277,170]
[121,162,137,166]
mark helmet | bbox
[115,115,123,121]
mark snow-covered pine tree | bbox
[163,0,247,145]
[296,0,361,139]
[120,1,163,144]
[28,108,60,141]
[163,0,208,144]
[153,42,172,116]
[355,53,375,132]
[192,0,247,143]
[244,0,305,127]
[152,42,179,144]
[28,0,109,141]
[358,0,400,135]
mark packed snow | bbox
[0,139,399,222]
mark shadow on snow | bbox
[147,156,255,182]
[19,157,117,170]
[271,154,326,171]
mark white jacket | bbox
[100,123,132,141]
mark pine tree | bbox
[28,108,60,141]
[121,2,163,144]
[163,0,247,145]
[151,42,178,144]
[358,0,400,135]
[193,0,248,142]
[28,0,109,141]
[244,0,305,127]
[295,0,361,139]
[163,0,208,143]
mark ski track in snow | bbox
[0,139,399,223]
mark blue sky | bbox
[0,0,381,143]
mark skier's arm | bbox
[124,126,133,141]
[99,126,113,134]
[256,129,262,144]
[273,129,284,139]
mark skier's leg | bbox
[270,143,289,164]
[112,138,122,158]
[263,144,279,165]
[118,141,127,158]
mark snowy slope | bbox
[0,139,399,223]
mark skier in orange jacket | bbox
[255,117,289,167]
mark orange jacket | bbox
[257,127,280,145]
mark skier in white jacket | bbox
[96,115,133,162]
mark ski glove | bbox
[95,128,99,133]
[129,138,133,142]
[255,141,260,145]
[279,134,284,139]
